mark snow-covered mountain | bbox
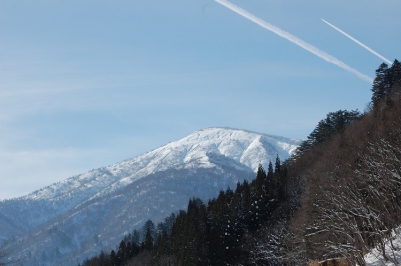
[0,127,301,265]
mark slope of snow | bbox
[13,127,300,207]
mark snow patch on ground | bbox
[365,228,401,266]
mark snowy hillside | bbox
[0,127,301,265]
[28,127,298,199]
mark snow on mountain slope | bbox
[0,127,301,265]
[23,128,296,200]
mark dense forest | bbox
[79,59,401,266]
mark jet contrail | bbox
[321,18,392,65]
[215,0,373,83]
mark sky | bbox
[0,0,400,200]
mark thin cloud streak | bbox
[215,0,373,83]
[321,19,392,65]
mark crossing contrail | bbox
[215,0,373,83]
[321,18,392,65]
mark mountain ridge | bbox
[9,127,299,202]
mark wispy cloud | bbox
[321,18,392,65]
[215,0,373,83]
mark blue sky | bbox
[0,0,400,199]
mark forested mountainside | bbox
[277,59,401,266]
[80,59,401,266]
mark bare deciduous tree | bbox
[249,221,309,266]
[304,138,401,266]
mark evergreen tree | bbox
[372,62,390,106]
[163,212,177,236]
[274,155,281,176]
[266,161,274,198]
[207,190,239,265]
[240,180,252,226]
[155,222,167,240]
[170,209,187,261]
[389,59,401,94]
[391,59,401,77]
[128,241,140,258]
[371,60,401,108]
[125,241,133,260]
[183,198,208,265]
[230,182,247,242]
[277,163,288,201]
[99,251,110,266]
[131,229,140,245]
[152,231,170,264]
[254,164,267,196]
[141,219,155,244]
[109,250,118,266]
[250,165,268,227]
[142,227,154,251]
[117,240,127,263]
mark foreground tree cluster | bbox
[80,158,290,266]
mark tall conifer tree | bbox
[372,62,389,106]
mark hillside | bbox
[262,60,401,266]
[0,127,300,265]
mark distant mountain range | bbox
[0,127,301,265]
